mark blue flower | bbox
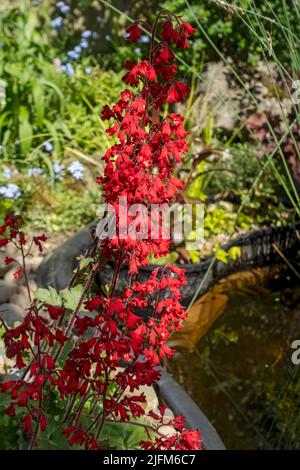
[67,50,80,60]
[51,17,63,29]
[138,34,150,44]
[74,45,82,54]
[61,63,75,76]
[81,30,92,39]
[80,39,89,49]
[65,63,75,77]
[43,141,54,152]
[84,67,92,75]
[53,163,65,174]
[105,34,112,42]
[68,160,84,180]
[28,167,44,177]
[61,5,70,14]
[3,168,13,179]
[56,2,70,14]
[53,163,65,180]
[0,184,21,200]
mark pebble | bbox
[3,268,19,284]
[152,406,175,424]
[157,425,178,438]
[0,280,18,303]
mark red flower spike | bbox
[33,234,47,253]
[18,231,26,246]
[5,405,16,417]
[5,214,22,227]
[167,81,190,103]
[0,12,202,453]
[84,296,101,311]
[13,267,24,280]
[47,305,65,320]
[126,24,143,42]
[101,104,115,121]
[0,238,9,247]
[40,413,47,432]
[24,415,32,434]
[180,21,196,37]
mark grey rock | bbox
[10,293,29,310]
[36,222,96,290]
[0,303,26,326]
[0,280,18,303]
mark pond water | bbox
[168,267,300,449]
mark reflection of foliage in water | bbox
[169,269,300,449]
[250,364,300,449]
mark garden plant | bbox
[0,10,202,451]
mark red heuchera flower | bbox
[0,11,201,451]
[33,234,47,253]
[125,23,143,42]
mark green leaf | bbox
[103,421,149,450]
[38,434,70,450]
[149,251,179,265]
[40,79,65,114]
[215,249,229,264]
[78,257,93,270]
[60,284,84,310]
[35,286,62,306]
[189,250,201,263]
[0,79,6,106]
[59,120,72,140]
[18,107,33,154]
[57,339,73,363]
[24,11,38,41]
[38,151,55,182]
[228,246,241,261]
[0,110,10,130]
[32,81,45,127]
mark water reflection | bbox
[169,267,300,449]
